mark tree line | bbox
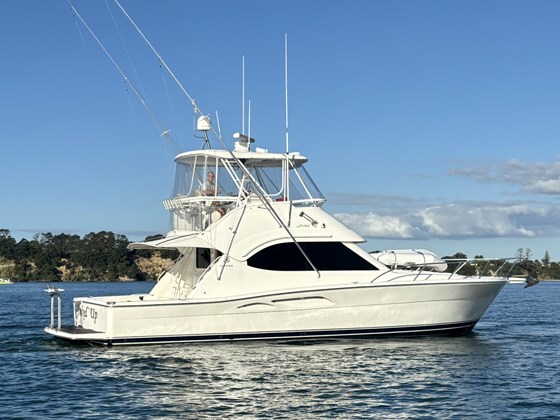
[1,228,558,281]
[0,229,177,282]
[442,248,559,280]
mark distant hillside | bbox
[1,229,559,281]
[0,230,177,282]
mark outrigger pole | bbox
[113,1,198,112]
[112,0,320,277]
[66,0,180,153]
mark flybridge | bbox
[163,147,325,233]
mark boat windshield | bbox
[171,152,324,203]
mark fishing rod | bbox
[66,0,180,153]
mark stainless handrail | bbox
[371,257,520,283]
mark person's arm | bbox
[201,182,216,196]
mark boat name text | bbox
[78,305,98,324]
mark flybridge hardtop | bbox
[174,149,309,166]
[45,1,535,346]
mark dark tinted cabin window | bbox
[247,242,377,271]
[196,248,212,269]
[196,248,222,269]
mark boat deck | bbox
[57,326,99,335]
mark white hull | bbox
[46,280,505,345]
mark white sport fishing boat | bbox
[44,128,523,345]
[45,2,525,346]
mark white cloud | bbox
[336,213,419,239]
[418,204,536,237]
[335,202,560,240]
[450,158,560,195]
[527,179,560,194]
[330,158,560,242]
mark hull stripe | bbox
[58,320,479,346]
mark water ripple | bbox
[0,282,559,418]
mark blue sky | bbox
[1,0,560,260]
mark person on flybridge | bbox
[201,171,218,196]
[200,171,226,216]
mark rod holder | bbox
[44,284,65,330]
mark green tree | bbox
[442,252,476,275]
[0,229,16,259]
[74,231,143,280]
[542,250,551,266]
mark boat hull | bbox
[46,320,477,345]
[45,280,505,346]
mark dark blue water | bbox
[0,281,558,419]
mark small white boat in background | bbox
[44,2,530,346]
[0,278,13,285]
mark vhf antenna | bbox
[284,33,289,153]
[242,55,245,135]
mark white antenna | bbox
[232,100,254,152]
[284,33,289,153]
[242,55,245,135]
